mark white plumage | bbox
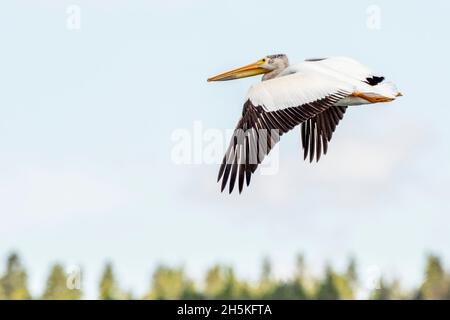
[247,57,400,111]
[208,55,401,193]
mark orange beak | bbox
[207,59,270,82]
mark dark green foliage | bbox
[0,253,30,300]
[416,254,450,299]
[99,262,128,300]
[1,252,450,300]
[42,264,81,300]
[144,265,201,299]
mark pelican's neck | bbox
[262,68,285,81]
[261,62,290,81]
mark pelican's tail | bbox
[372,82,402,99]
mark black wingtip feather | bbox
[229,159,239,194]
[301,106,348,164]
[238,163,245,194]
[217,158,226,182]
[304,120,310,160]
[309,120,315,163]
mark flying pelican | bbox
[208,54,402,193]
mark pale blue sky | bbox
[0,0,449,298]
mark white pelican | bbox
[208,54,402,193]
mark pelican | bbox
[208,54,402,193]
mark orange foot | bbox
[352,91,395,103]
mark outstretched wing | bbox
[296,57,382,162]
[301,106,348,162]
[218,71,354,193]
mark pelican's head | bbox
[208,54,289,82]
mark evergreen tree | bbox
[203,265,252,299]
[316,265,339,299]
[99,262,121,300]
[145,265,200,299]
[269,280,308,299]
[346,257,358,286]
[294,254,306,280]
[258,257,275,298]
[221,267,252,299]
[265,255,309,300]
[261,257,272,282]
[42,264,81,300]
[370,278,404,300]
[316,265,354,299]
[204,265,226,299]
[294,254,315,298]
[332,273,354,299]
[0,253,31,300]
[417,254,449,299]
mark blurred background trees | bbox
[0,253,30,300]
[0,251,449,300]
[144,265,200,299]
[42,264,81,300]
[416,254,450,299]
[98,262,132,300]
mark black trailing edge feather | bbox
[218,90,350,193]
[300,106,348,163]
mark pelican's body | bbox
[208,54,402,193]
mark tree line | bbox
[0,252,449,300]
